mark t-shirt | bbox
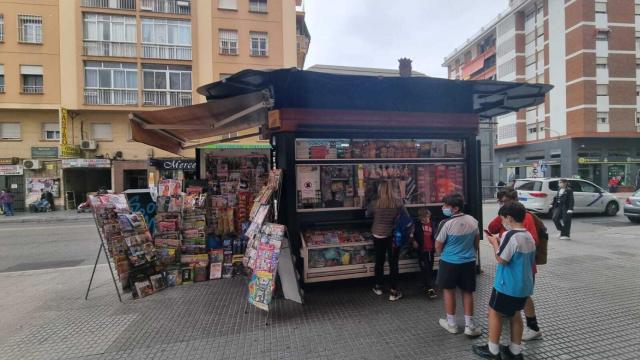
[421,223,433,252]
[494,229,536,298]
[487,212,539,274]
[435,213,479,264]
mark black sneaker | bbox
[498,345,523,360]
[472,344,502,359]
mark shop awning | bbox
[131,68,552,155]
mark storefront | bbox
[25,147,63,210]
[62,158,112,209]
[112,160,148,193]
[149,158,198,190]
[0,161,26,211]
[129,68,551,287]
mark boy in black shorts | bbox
[473,202,536,360]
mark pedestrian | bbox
[366,181,407,301]
[435,193,481,337]
[1,189,15,216]
[412,207,437,299]
[473,202,536,360]
[45,190,55,211]
[552,179,574,240]
[608,176,619,193]
[487,187,543,341]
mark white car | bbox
[513,178,620,217]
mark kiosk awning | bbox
[130,68,552,155]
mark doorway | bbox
[124,170,148,190]
[0,175,25,211]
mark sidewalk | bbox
[0,210,93,224]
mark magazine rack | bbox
[85,207,123,302]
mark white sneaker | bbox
[559,236,570,240]
[389,290,403,301]
[522,327,543,341]
[438,318,459,334]
[372,286,383,296]
[464,325,482,338]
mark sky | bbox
[303,0,508,78]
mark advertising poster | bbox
[26,178,60,204]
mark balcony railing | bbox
[84,88,138,105]
[142,44,192,60]
[83,41,137,57]
[143,90,192,107]
[297,34,309,53]
[81,0,136,10]
[22,85,43,93]
[140,0,191,15]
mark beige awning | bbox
[129,91,271,155]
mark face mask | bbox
[498,201,505,208]
[442,208,453,217]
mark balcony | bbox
[143,90,192,107]
[22,85,43,94]
[83,41,137,57]
[140,0,191,15]
[0,85,5,93]
[142,44,192,60]
[81,0,136,10]
[84,88,137,105]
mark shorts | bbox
[436,260,476,292]
[489,288,527,317]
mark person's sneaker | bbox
[472,344,502,359]
[438,318,459,334]
[389,290,403,301]
[522,326,543,341]
[500,345,524,360]
[464,325,482,338]
[372,286,383,296]
[559,236,570,240]
[426,288,437,299]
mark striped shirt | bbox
[435,213,479,264]
[494,229,536,298]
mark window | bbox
[249,31,268,56]
[249,0,267,13]
[0,123,21,139]
[548,181,559,191]
[515,181,542,191]
[636,111,640,126]
[18,14,42,43]
[142,64,192,106]
[141,17,191,46]
[597,84,608,96]
[81,0,136,10]
[219,29,238,55]
[568,180,583,192]
[84,61,138,105]
[0,15,4,42]
[597,112,609,124]
[636,85,640,96]
[83,13,136,42]
[580,181,598,193]
[0,64,4,92]
[596,31,608,41]
[91,123,112,140]
[527,127,538,134]
[218,0,237,10]
[20,65,43,93]
[595,2,607,13]
[596,57,607,65]
[42,123,60,140]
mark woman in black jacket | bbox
[552,179,574,240]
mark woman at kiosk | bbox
[366,181,408,301]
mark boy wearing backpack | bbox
[487,187,545,341]
[473,202,536,360]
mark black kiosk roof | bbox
[130,68,552,155]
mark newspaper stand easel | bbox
[85,196,123,302]
[241,169,287,325]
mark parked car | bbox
[514,178,619,217]
[623,190,640,223]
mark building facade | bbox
[444,0,640,191]
[0,0,309,210]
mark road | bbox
[0,219,104,273]
[0,203,633,273]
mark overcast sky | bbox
[303,0,508,78]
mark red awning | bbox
[129,91,271,156]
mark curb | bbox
[0,215,92,225]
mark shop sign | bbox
[60,144,82,158]
[149,158,196,170]
[0,165,24,176]
[62,158,111,169]
[0,158,20,165]
[31,147,59,158]
[578,157,603,164]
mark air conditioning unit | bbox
[81,140,98,150]
[23,159,42,170]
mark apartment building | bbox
[0,0,309,211]
[444,0,640,191]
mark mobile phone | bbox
[484,230,492,237]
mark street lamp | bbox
[540,126,562,137]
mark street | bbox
[0,204,638,359]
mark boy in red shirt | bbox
[487,187,543,341]
[412,208,438,299]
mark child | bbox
[412,208,437,299]
[473,202,536,360]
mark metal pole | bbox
[85,243,103,300]
[85,205,123,302]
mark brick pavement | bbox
[0,215,639,360]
